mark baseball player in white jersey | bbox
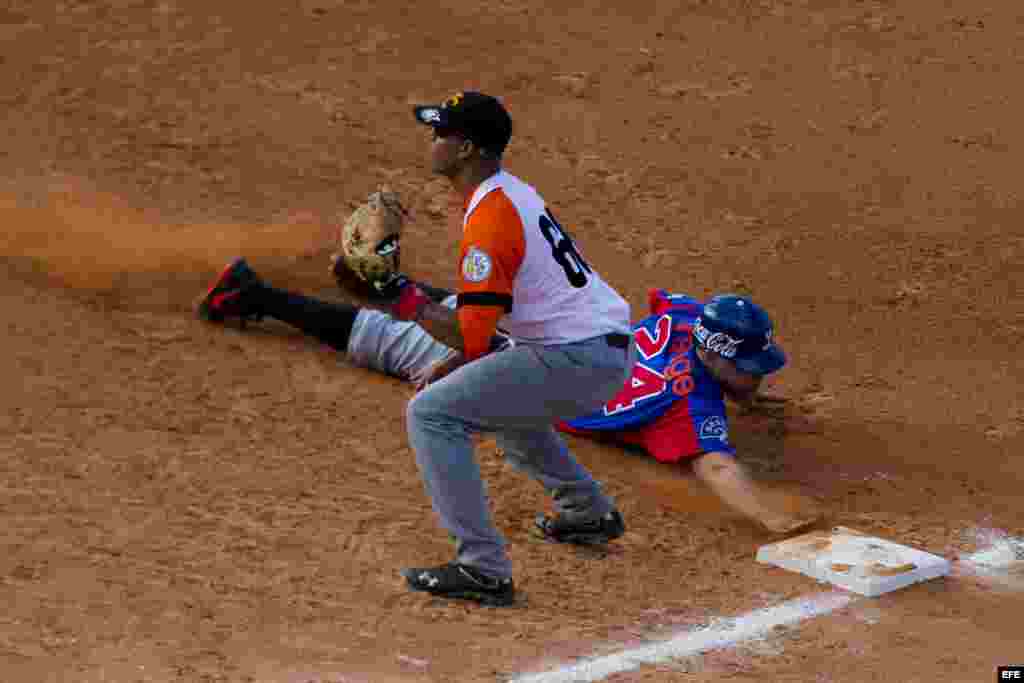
[200,92,635,607]
[367,91,627,605]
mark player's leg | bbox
[497,427,625,545]
[498,427,610,507]
[252,285,359,352]
[404,336,631,580]
[346,297,457,380]
[501,338,634,543]
[198,258,358,351]
[198,259,454,379]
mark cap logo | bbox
[693,318,743,359]
[763,328,773,351]
[420,108,442,124]
[444,93,465,109]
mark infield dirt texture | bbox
[2,1,1022,681]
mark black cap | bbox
[413,91,513,157]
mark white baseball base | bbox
[756,526,951,597]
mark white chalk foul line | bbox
[510,532,1024,683]
[509,591,855,683]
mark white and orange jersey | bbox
[456,170,630,359]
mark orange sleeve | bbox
[457,190,526,360]
[458,306,505,360]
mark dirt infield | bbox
[2,1,1022,681]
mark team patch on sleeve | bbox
[696,417,729,444]
[461,246,493,283]
[697,415,729,444]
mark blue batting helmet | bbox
[693,294,787,375]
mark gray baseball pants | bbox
[345,304,633,578]
[405,336,633,579]
[345,298,458,380]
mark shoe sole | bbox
[401,572,515,607]
[534,528,621,546]
[432,589,514,607]
[532,515,624,546]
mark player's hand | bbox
[388,279,431,321]
[412,353,466,391]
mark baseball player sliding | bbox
[198,91,810,607]
[199,260,808,602]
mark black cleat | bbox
[401,562,515,607]
[196,257,264,325]
[534,509,625,546]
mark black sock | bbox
[250,284,359,352]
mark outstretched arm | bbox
[693,451,818,534]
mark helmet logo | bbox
[444,93,465,109]
[763,328,773,351]
[694,319,743,359]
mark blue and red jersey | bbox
[558,289,734,463]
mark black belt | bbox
[605,333,630,349]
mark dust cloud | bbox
[0,181,337,309]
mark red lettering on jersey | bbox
[672,375,695,397]
[664,352,695,397]
[664,354,691,379]
[603,363,667,416]
[634,315,672,361]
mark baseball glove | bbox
[330,188,408,298]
